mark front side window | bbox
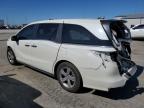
[62,24,106,45]
[36,24,58,41]
[17,25,36,40]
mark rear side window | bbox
[101,20,131,40]
[62,24,101,45]
[134,25,144,29]
[36,24,58,41]
[17,25,36,40]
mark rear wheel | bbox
[56,62,82,93]
[7,47,17,65]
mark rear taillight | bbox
[91,50,113,62]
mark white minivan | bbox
[7,19,137,92]
[130,24,144,38]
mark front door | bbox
[14,24,37,64]
[28,23,61,73]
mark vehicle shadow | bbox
[0,74,42,108]
[92,65,144,100]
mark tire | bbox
[7,47,17,65]
[56,62,82,93]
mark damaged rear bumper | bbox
[122,64,137,79]
[110,62,137,90]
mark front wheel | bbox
[7,47,17,65]
[56,62,83,93]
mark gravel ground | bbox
[0,30,19,41]
[0,31,144,108]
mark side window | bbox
[134,25,144,29]
[62,24,99,45]
[36,24,58,41]
[17,25,35,40]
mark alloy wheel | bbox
[7,50,15,64]
[59,67,76,88]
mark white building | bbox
[115,13,144,28]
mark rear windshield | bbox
[101,20,131,40]
[101,20,131,50]
[110,21,130,39]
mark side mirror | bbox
[11,35,18,41]
[132,28,136,30]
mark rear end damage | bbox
[110,52,137,80]
[101,20,137,80]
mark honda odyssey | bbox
[7,19,137,92]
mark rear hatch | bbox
[101,20,137,79]
[101,20,131,51]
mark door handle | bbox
[25,44,30,47]
[31,45,37,48]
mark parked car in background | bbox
[130,24,144,38]
[9,25,23,29]
[0,25,9,29]
[7,19,137,92]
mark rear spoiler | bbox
[100,19,127,23]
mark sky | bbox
[0,0,144,25]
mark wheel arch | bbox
[54,60,70,78]
[7,46,11,49]
[7,46,15,52]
